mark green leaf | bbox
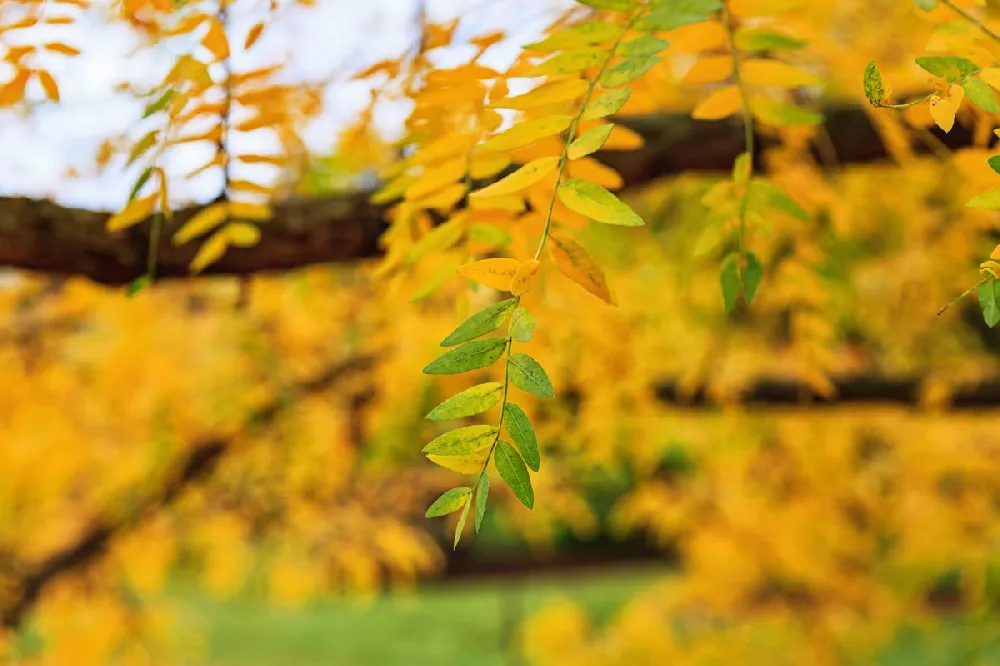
[743,251,763,305]
[912,0,937,9]
[915,55,979,83]
[423,425,498,455]
[567,123,614,160]
[735,29,805,52]
[967,187,1000,209]
[142,89,174,119]
[495,441,534,509]
[510,308,535,343]
[127,129,159,167]
[468,223,512,247]
[863,61,884,106]
[508,353,555,398]
[720,253,740,314]
[618,35,669,57]
[454,500,471,549]
[426,382,504,420]
[423,338,507,374]
[125,274,151,297]
[576,0,637,10]
[440,298,517,346]
[557,179,644,226]
[504,403,539,472]
[426,487,472,517]
[747,178,809,220]
[600,55,661,88]
[582,88,631,120]
[963,77,999,113]
[988,156,1000,175]
[128,166,154,202]
[979,278,1000,327]
[637,0,722,31]
[474,473,489,533]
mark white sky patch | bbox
[0,0,576,210]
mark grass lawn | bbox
[174,564,669,666]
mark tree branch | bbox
[0,105,985,285]
[0,355,374,631]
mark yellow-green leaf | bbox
[967,187,1000,209]
[567,123,614,160]
[495,441,533,509]
[425,487,472,517]
[503,403,539,472]
[557,178,644,226]
[526,48,608,76]
[479,115,573,153]
[582,87,631,119]
[106,193,156,232]
[423,338,508,375]
[524,22,620,52]
[427,383,504,420]
[422,425,498,455]
[470,156,560,199]
[490,78,588,110]
[508,352,554,398]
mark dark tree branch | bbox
[0,105,985,285]
[0,355,374,631]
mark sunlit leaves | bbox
[511,259,541,296]
[527,48,607,76]
[557,179,644,226]
[601,56,662,88]
[481,115,573,153]
[967,187,1000,209]
[425,487,472,517]
[107,194,157,231]
[508,353,554,398]
[422,425,498,455]
[915,55,978,83]
[736,29,804,52]
[426,383,504,420]
[618,35,669,57]
[929,85,964,132]
[636,1,721,32]
[440,298,517,346]
[962,77,998,113]
[576,0,637,10]
[173,203,228,245]
[423,338,508,374]
[525,22,619,51]
[691,85,742,119]
[494,442,533,509]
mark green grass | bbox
[174,565,669,666]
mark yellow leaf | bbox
[929,85,964,133]
[548,234,615,305]
[35,70,59,102]
[244,22,264,50]
[427,450,489,474]
[991,243,1000,260]
[107,194,157,232]
[405,157,467,201]
[741,59,822,87]
[490,78,589,110]
[225,222,261,247]
[411,135,475,166]
[415,182,467,210]
[173,203,229,245]
[981,67,1000,91]
[202,19,230,61]
[602,124,644,150]
[237,153,284,165]
[510,259,540,296]
[457,258,519,291]
[156,167,171,221]
[0,68,30,107]
[470,156,560,199]
[480,115,573,152]
[227,201,271,220]
[469,152,510,178]
[691,85,743,120]
[44,42,81,56]
[565,157,623,190]
[469,195,524,212]
[190,229,230,273]
[682,55,733,84]
[557,178,644,226]
[667,20,727,53]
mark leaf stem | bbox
[722,0,753,254]
[533,10,642,261]
[938,276,988,316]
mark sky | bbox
[0,0,574,211]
